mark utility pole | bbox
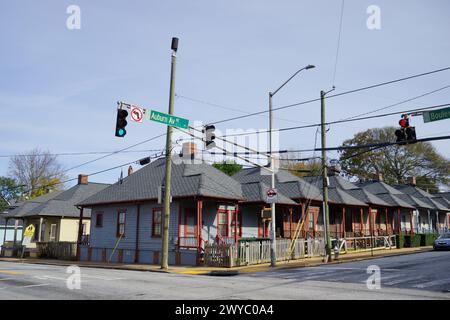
[268,92,277,267]
[161,37,178,270]
[267,64,315,267]
[320,89,333,262]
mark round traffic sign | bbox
[130,106,144,123]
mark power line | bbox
[209,67,450,125]
[220,103,450,138]
[0,149,165,158]
[332,0,345,85]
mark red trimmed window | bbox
[116,210,126,237]
[229,210,242,238]
[217,210,228,237]
[152,208,163,237]
[95,212,103,227]
[217,206,241,238]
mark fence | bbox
[36,242,78,260]
[337,235,396,252]
[204,238,325,267]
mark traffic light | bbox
[115,109,128,137]
[395,115,417,144]
[203,125,216,150]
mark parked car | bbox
[433,233,450,250]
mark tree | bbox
[339,127,450,192]
[8,148,67,198]
[212,161,243,176]
[279,152,322,178]
[0,177,26,211]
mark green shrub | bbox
[402,234,421,247]
[420,233,438,246]
[396,234,405,248]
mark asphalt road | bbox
[0,251,449,300]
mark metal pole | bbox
[161,37,178,270]
[269,92,277,267]
[320,90,332,262]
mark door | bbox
[184,208,197,247]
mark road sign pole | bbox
[161,37,178,270]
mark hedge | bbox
[420,233,438,246]
[396,234,421,248]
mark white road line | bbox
[413,278,450,289]
[81,275,125,280]
[21,283,51,288]
[0,278,13,281]
[313,266,405,272]
[384,276,421,286]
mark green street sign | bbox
[423,107,450,123]
[148,110,189,129]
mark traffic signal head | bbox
[405,126,417,143]
[399,118,409,128]
[115,109,128,137]
[395,128,407,145]
[203,125,216,150]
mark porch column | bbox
[38,217,44,242]
[427,210,431,233]
[436,211,439,232]
[177,203,182,248]
[13,219,19,246]
[409,209,414,234]
[234,203,239,243]
[300,203,305,238]
[134,204,141,263]
[2,218,8,246]
[342,207,345,239]
[76,207,84,260]
[196,199,203,250]
[360,208,364,236]
[289,207,293,239]
[385,208,389,235]
[397,208,401,235]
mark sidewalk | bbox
[0,246,433,275]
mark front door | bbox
[184,208,197,247]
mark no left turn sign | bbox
[130,106,144,123]
[266,188,278,203]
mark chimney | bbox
[128,165,134,176]
[407,176,416,186]
[180,142,197,160]
[78,174,88,185]
[328,164,341,176]
[372,173,383,182]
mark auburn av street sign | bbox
[148,109,189,129]
[422,106,450,123]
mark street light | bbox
[268,64,315,267]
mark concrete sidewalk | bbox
[0,246,433,275]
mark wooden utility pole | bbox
[161,37,178,270]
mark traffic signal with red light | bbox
[395,115,416,144]
[115,109,128,137]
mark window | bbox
[116,210,126,237]
[152,208,163,237]
[309,212,314,229]
[49,224,57,242]
[95,212,103,227]
[217,210,228,237]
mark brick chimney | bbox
[78,174,88,185]
[372,173,383,182]
[128,165,134,176]
[180,142,197,160]
[407,176,416,186]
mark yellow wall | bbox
[58,218,91,242]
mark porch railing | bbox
[36,241,78,260]
[178,236,198,248]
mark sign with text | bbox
[423,107,450,123]
[148,110,189,129]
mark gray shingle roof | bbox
[434,192,450,201]
[79,158,244,206]
[233,168,322,201]
[240,182,297,205]
[394,185,450,211]
[6,183,109,218]
[4,190,64,218]
[356,181,415,209]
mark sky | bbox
[0,0,449,189]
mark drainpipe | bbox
[134,204,140,263]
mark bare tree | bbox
[8,148,67,198]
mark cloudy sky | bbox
[1,0,449,188]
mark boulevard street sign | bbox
[148,110,189,129]
[422,107,450,123]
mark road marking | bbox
[413,278,450,289]
[21,283,51,289]
[0,269,23,275]
[384,276,420,286]
[81,274,125,281]
[0,278,13,281]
